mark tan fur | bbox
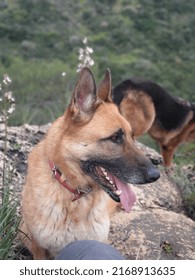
[157,117,195,166]
[118,91,195,167]
[119,91,155,137]
[21,105,118,259]
[20,68,158,259]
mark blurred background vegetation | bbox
[0,0,195,125]
[0,0,195,162]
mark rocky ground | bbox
[0,124,195,260]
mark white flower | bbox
[83,37,88,44]
[79,48,84,54]
[4,91,15,102]
[79,53,84,60]
[62,72,66,77]
[77,37,95,72]
[86,47,93,54]
[7,103,15,114]
[89,60,94,66]
[3,74,12,85]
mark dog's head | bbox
[58,68,160,211]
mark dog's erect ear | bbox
[97,68,112,102]
[70,67,99,122]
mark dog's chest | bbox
[34,195,110,256]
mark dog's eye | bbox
[110,134,120,143]
[101,129,124,144]
[109,130,124,144]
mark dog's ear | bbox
[97,68,112,102]
[69,67,99,122]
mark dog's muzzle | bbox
[81,161,136,212]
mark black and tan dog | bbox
[20,68,159,259]
[112,78,195,166]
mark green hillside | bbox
[0,0,195,125]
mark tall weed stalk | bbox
[0,74,20,259]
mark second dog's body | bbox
[112,79,195,166]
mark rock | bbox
[0,124,195,259]
[0,124,50,195]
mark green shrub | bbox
[183,192,195,221]
[0,188,21,260]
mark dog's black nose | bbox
[146,167,160,182]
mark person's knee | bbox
[55,240,125,260]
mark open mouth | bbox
[92,166,136,212]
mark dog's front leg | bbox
[160,143,176,167]
[31,238,50,260]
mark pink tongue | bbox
[108,172,136,212]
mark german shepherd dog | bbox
[20,68,159,259]
[112,79,195,167]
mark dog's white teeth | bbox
[116,190,122,196]
[100,167,107,176]
[100,167,116,186]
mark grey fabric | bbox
[55,240,125,260]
